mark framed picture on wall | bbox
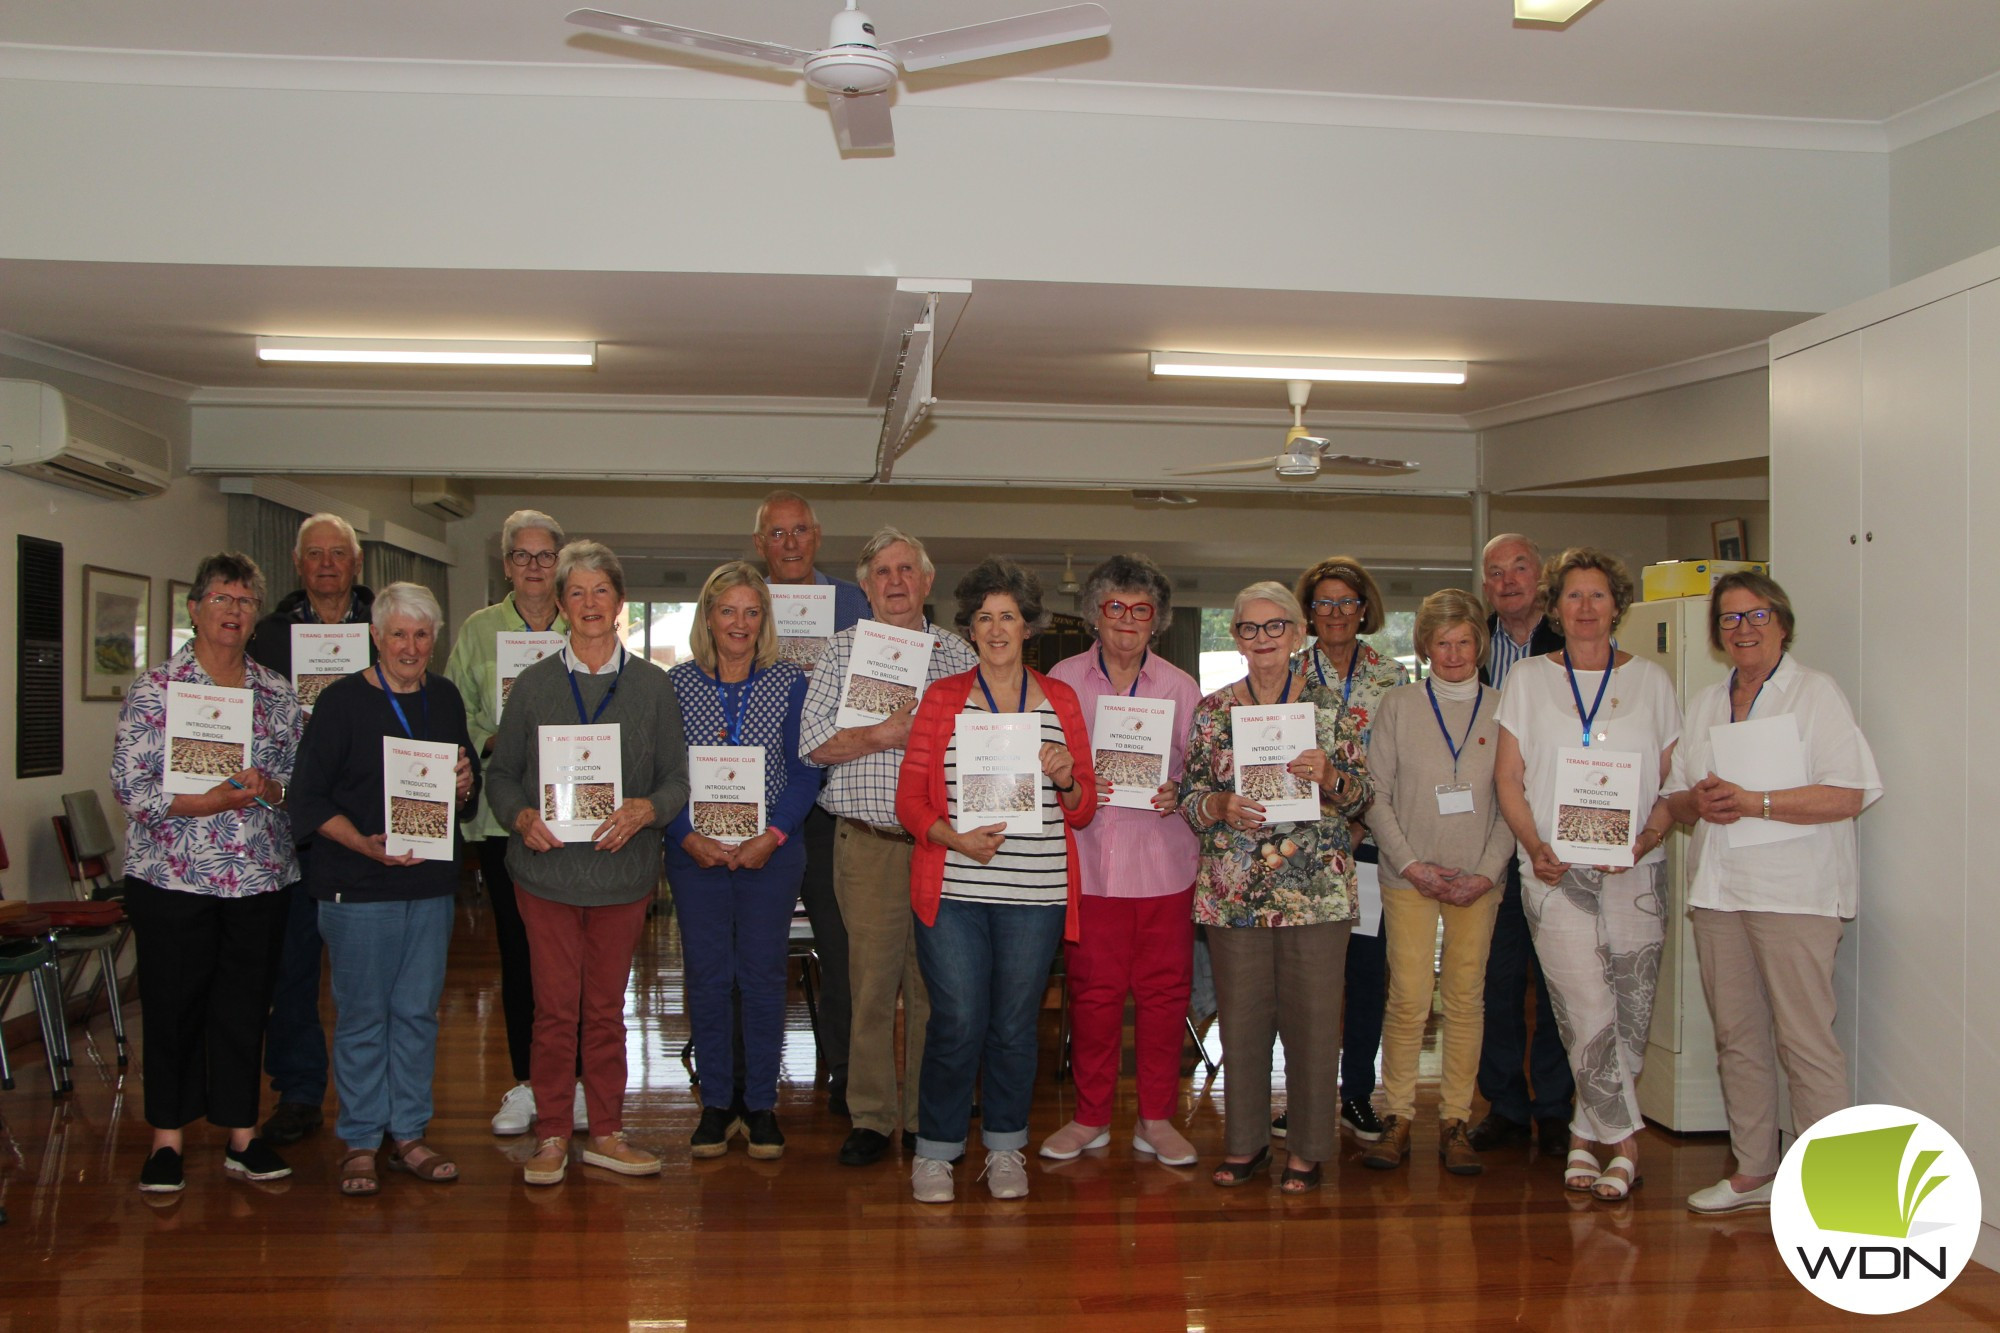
[1712,517,1747,562]
[82,565,150,701]
[168,579,195,657]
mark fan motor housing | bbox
[805,47,898,94]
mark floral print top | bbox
[111,643,303,897]
[1178,680,1371,928]
[1295,639,1408,748]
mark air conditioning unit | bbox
[0,379,171,499]
[411,477,473,520]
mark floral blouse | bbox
[1295,639,1408,748]
[110,644,303,898]
[1178,680,1371,928]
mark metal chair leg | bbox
[99,946,129,1067]
[1185,1014,1218,1075]
[28,964,70,1097]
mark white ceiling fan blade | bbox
[830,91,895,151]
[884,4,1111,73]
[1169,456,1283,476]
[1317,454,1423,473]
[566,8,813,70]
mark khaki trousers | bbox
[1207,920,1351,1162]
[1691,907,1848,1178]
[834,822,926,1135]
[1380,882,1502,1123]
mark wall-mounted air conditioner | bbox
[0,379,172,499]
[412,477,473,520]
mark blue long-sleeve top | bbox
[665,660,817,841]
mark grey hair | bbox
[1232,580,1308,637]
[555,540,626,601]
[953,558,1049,634]
[295,512,362,560]
[1080,553,1175,636]
[501,508,566,555]
[190,552,268,609]
[1482,532,1542,570]
[855,525,934,583]
[753,489,817,536]
[370,581,442,633]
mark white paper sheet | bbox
[538,723,623,842]
[1092,695,1175,811]
[1550,746,1642,868]
[383,737,458,861]
[291,624,369,714]
[163,682,255,796]
[834,620,935,728]
[1353,860,1383,937]
[953,711,1044,836]
[1230,702,1319,826]
[1709,713,1814,849]
[688,744,766,845]
[496,631,566,717]
[770,586,837,670]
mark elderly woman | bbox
[1181,580,1370,1193]
[1494,548,1679,1201]
[487,540,689,1186]
[1041,554,1203,1167]
[1362,590,1513,1175]
[442,508,572,1137]
[112,553,302,1194]
[289,583,478,1195]
[666,562,815,1161]
[896,558,1096,1204]
[1664,572,1881,1215]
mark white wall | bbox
[1482,370,1770,495]
[1892,107,2000,286]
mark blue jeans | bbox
[318,896,454,1149]
[913,898,1065,1160]
[666,837,805,1112]
[264,877,329,1105]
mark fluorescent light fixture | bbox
[255,336,596,367]
[1149,351,1466,386]
[1515,0,1597,24]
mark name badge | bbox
[1435,783,1475,816]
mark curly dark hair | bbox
[189,552,268,609]
[953,557,1049,634]
[1079,553,1174,636]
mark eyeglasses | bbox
[1098,599,1156,623]
[507,549,558,569]
[1310,597,1365,616]
[1717,609,1776,630]
[761,524,817,544]
[201,594,262,613]
[1232,619,1294,641]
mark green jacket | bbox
[443,592,569,839]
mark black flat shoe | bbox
[691,1105,739,1159]
[1340,1097,1385,1141]
[1536,1116,1571,1158]
[1279,1162,1323,1194]
[838,1127,891,1167]
[1211,1146,1271,1188]
[1466,1111,1531,1153]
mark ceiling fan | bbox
[1171,380,1422,480]
[566,2,1112,152]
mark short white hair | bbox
[296,512,362,560]
[502,508,565,554]
[1482,532,1541,568]
[855,526,934,583]
[371,581,442,633]
[753,490,817,536]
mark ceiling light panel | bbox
[1514,0,1596,25]
[255,336,596,367]
[1148,351,1467,385]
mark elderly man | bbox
[1468,532,1573,1157]
[246,511,376,1146]
[750,491,867,1115]
[799,527,976,1167]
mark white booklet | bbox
[383,737,458,861]
[770,586,837,670]
[834,620,935,729]
[688,744,766,845]
[1230,702,1319,825]
[1353,860,1383,938]
[1551,746,1643,867]
[163,681,255,795]
[496,631,567,716]
[538,723,623,842]
[1093,696,1175,811]
[953,712,1044,836]
[1709,713,1813,849]
[291,624,369,714]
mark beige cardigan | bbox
[1364,679,1515,890]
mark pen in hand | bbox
[227,776,278,812]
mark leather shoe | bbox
[1465,1111,1530,1153]
[1536,1116,1571,1158]
[838,1127,891,1167]
[260,1101,322,1146]
[1439,1118,1484,1176]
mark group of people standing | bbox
[108,495,1879,1219]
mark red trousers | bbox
[515,888,651,1141]
[1064,888,1195,1124]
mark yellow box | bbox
[1641,559,1769,602]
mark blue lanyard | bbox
[1098,647,1145,698]
[1313,641,1362,710]
[712,667,761,745]
[1730,652,1784,723]
[375,664,429,740]
[566,645,625,725]
[1424,679,1482,778]
[977,669,1028,714]
[1562,643,1615,747]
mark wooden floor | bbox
[4,887,1997,1331]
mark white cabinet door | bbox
[1964,279,2000,1213]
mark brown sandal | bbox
[387,1138,458,1182]
[340,1149,379,1196]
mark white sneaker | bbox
[573,1081,590,1132]
[981,1148,1030,1200]
[911,1156,955,1204]
[1688,1177,1774,1214]
[491,1083,536,1136]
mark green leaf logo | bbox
[1801,1124,1949,1238]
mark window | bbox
[622,600,698,669]
[1197,606,1421,695]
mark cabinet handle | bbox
[1849,535,1857,544]
[1866,532,1874,542]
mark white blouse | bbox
[1665,655,1882,918]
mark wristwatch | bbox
[1761,791,1773,819]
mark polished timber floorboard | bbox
[4,886,1997,1331]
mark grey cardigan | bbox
[1364,680,1515,892]
[486,647,689,907]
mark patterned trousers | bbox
[1521,862,1665,1143]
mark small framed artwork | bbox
[1712,517,1747,562]
[168,579,195,656]
[83,565,151,700]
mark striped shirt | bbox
[1486,624,1537,693]
[941,703,1068,906]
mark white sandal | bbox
[1564,1148,1602,1193]
[1593,1155,1641,1201]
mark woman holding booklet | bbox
[1179,580,1370,1194]
[486,540,690,1187]
[1040,554,1203,1169]
[112,552,303,1195]
[1493,547,1678,1202]
[895,558,1096,1204]
[1663,571,1880,1216]
[665,562,815,1161]
[289,582,478,1196]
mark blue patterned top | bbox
[111,643,303,897]
[665,660,818,840]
